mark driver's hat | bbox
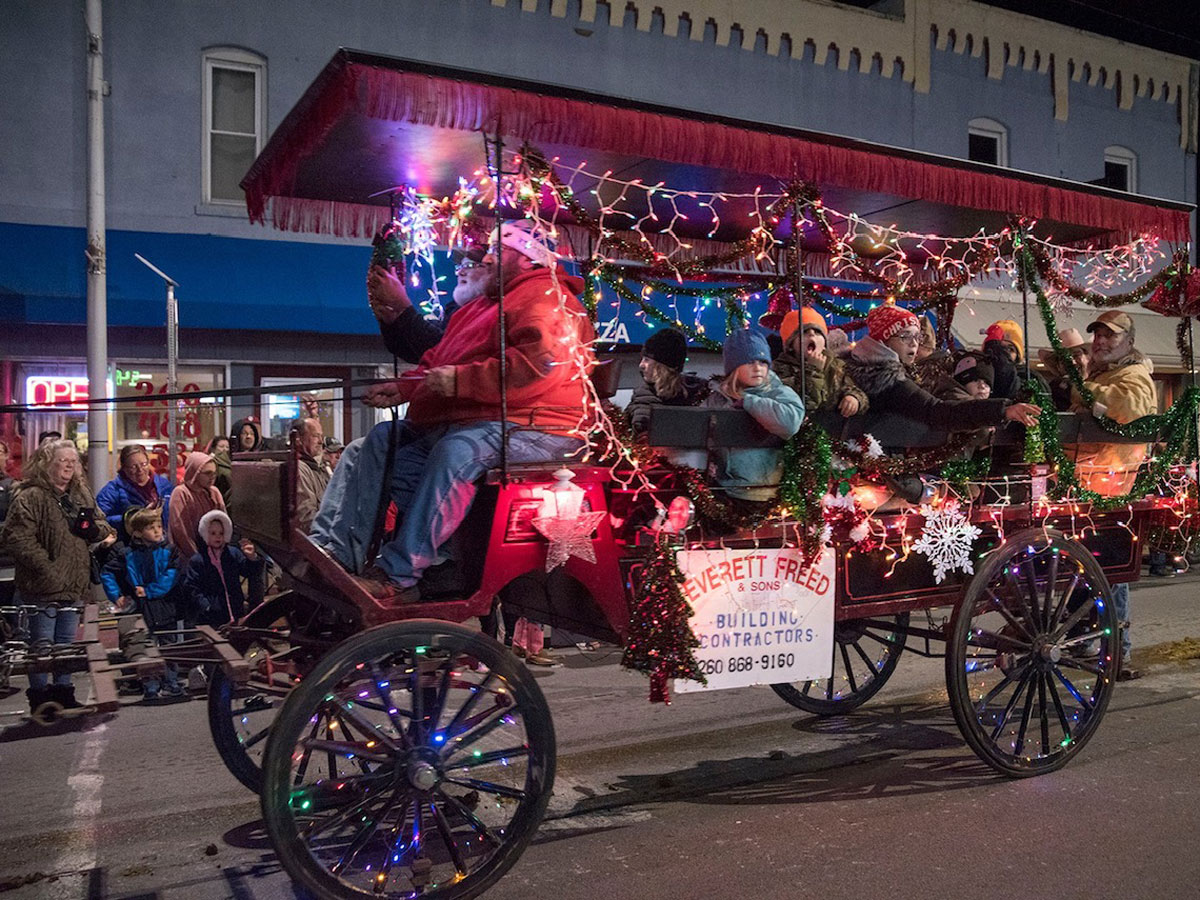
[490,220,559,267]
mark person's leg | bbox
[51,608,80,688]
[376,425,582,585]
[1112,581,1132,662]
[25,606,52,691]
[310,423,423,573]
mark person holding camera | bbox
[0,439,115,712]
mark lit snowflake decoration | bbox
[912,502,981,584]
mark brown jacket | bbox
[296,453,332,533]
[0,481,110,604]
[1069,348,1156,496]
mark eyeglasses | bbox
[891,332,921,346]
[126,462,153,472]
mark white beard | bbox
[1090,337,1132,371]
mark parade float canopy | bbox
[242,49,1192,254]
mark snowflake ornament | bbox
[912,502,981,584]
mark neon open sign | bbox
[25,376,90,410]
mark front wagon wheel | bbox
[261,620,555,900]
[946,529,1117,777]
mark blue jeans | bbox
[26,603,80,689]
[311,420,582,585]
[143,626,182,696]
[1112,581,1132,661]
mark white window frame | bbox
[968,117,1009,167]
[1103,145,1138,193]
[202,47,267,205]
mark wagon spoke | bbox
[375,798,413,889]
[1037,674,1051,757]
[851,640,881,675]
[437,789,500,848]
[1050,597,1097,643]
[984,589,1033,641]
[1046,673,1074,743]
[1003,567,1039,634]
[410,656,424,744]
[427,663,456,735]
[1056,656,1103,676]
[966,627,1031,653]
[294,715,323,786]
[1020,559,1042,631]
[975,662,1028,713]
[839,643,859,695]
[239,725,272,750]
[368,662,411,739]
[1042,553,1060,631]
[990,666,1034,742]
[443,703,521,757]
[429,798,468,877]
[859,630,900,650]
[1047,574,1081,635]
[1052,667,1094,711]
[1013,674,1037,758]
[441,670,498,739]
[298,738,392,764]
[444,745,530,770]
[443,776,528,802]
[333,698,405,752]
[330,789,400,875]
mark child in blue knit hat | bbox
[703,329,805,502]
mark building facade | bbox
[1,0,1196,475]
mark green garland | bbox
[597,270,722,349]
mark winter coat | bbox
[397,267,596,436]
[211,450,233,502]
[0,480,112,605]
[168,452,226,559]
[229,418,263,453]
[627,373,710,436]
[100,539,180,631]
[1068,348,1156,496]
[0,474,13,527]
[703,371,805,502]
[845,337,1011,447]
[773,348,868,415]
[96,470,174,542]
[295,452,332,533]
[913,349,953,392]
[932,375,995,456]
[182,543,265,627]
[380,299,468,364]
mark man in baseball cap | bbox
[1069,308,1155,680]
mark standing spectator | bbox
[168,451,225,558]
[1038,327,1090,411]
[0,439,115,712]
[627,327,709,435]
[96,444,174,543]
[37,430,63,446]
[703,329,805,503]
[99,507,187,702]
[206,436,234,503]
[0,439,14,526]
[230,418,263,454]
[1068,310,1156,681]
[294,418,332,533]
[182,509,264,627]
[323,437,345,469]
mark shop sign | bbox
[25,376,89,409]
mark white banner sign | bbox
[674,547,835,694]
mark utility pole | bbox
[135,255,180,485]
[84,0,110,493]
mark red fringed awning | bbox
[243,50,1192,244]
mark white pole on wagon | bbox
[84,0,110,494]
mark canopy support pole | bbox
[487,130,509,484]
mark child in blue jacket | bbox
[704,329,805,502]
[99,506,186,702]
[182,509,264,627]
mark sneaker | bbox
[142,691,161,703]
[187,667,208,691]
[158,687,190,704]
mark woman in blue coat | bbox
[97,444,173,542]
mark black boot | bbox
[48,684,84,710]
[25,685,51,714]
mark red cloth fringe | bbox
[244,58,1191,243]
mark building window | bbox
[202,47,266,204]
[967,117,1008,167]
[1102,146,1137,192]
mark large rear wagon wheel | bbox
[771,614,908,715]
[208,593,354,793]
[947,529,1118,777]
[261,620,554,900]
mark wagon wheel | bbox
[261,620,554,900]
[946,528,1118,777]
[770,614,908,715]
[208,592,355,793]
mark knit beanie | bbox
[778,310,800,343]
[198,508,234,544]
[723,329,772,375]
[953,354,995,388]
[866,304,919,343]
[982,319,1025,362]
[642,328,688,372]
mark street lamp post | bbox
[84,0,110,493]
[135,255,180,486]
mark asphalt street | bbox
[0,574,1196,900]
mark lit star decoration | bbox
[912,501,983,584]
[532,508,607,571]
